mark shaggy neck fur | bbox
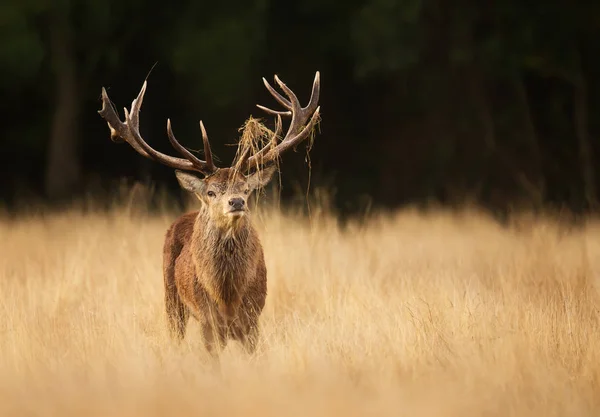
[191,206,257,309]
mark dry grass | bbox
[1,197,600,416]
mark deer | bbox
[98,72,321,357]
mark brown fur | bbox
[163,167,274,356]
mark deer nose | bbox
[228,197,245,210]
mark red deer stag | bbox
[98,72,320,356]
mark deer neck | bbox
[191,208,256,307]
[197,207,251,241]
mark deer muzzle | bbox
[226,197,246,217]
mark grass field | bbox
[1,195,600,416]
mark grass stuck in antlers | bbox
[1,197,600,417]
[233,114,320,174]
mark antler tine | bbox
[99,81,165,160]
[245,71,321,170]
[99,87,140,147]
[98,80,218,176]
[128,80,145,132]
[166,119,216,173]
[273,75,304,138]
[199,121,215,170]
[256,104,291,116]
[305,71,321,115]
[272,113,283,146]
[262,77,292,109]
[255,72,320,117]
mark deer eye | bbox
[243,189,250,195]
[207,191,216,198]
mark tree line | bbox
[1,0,599,215]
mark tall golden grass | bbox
[1,194,600,416]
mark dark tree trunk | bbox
[514,73,545,207]
[573,73,597,210]
[44,14,81,199]
[469,68,542,209]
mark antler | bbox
[243,71,321,170]
[98,81,217,175]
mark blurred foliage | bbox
[166,0,268,107]
[0,0,599,215]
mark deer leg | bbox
[163,234,189,341]
[202,322,226,358]
[165,274,190,341]
[231,310,260,355]
[236,288,265,354]
[241,322,260,354]
[165,285,189,341]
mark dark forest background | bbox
[2,1,600,217]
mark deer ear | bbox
[175,170,205,194]
[247,165,278,190]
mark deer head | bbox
[172,167,278,227]
[98,72,321,224]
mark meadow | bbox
[1,191,600,416]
